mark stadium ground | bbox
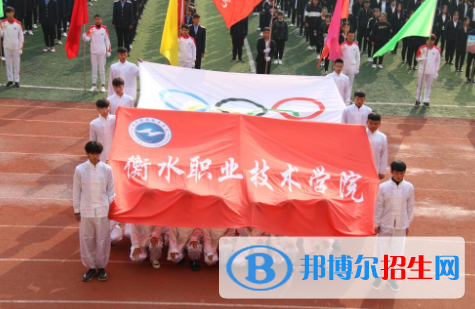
[0,0,473,118]
[0,99,473,309]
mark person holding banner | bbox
[328,58,351,105]
[0,6,23,88]
[167,227,203,271]
[256,27,276,74]
[202,228,236,267]
[366,112,388,180]
[73,141,115,282]
[129,224,165,269]
[341,91,372,125]
[415,34,441,107]
[107,47,140,100]
[108,77,135,115]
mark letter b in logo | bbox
[246,253,276,284]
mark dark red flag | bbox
[65,0,89,59]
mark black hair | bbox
[368,112,381,121]
[181,24,190,30]
[5,6,15,14]
[263,27,271,32]
[277,11,284,16]
[85,141,103,154]
[193,13,201,18]
[117,47,128,54]
[112,77,125,87]
[348,29,355,34]
[354,91,366,98]
[335,58,344,64]
[96,99,110,108]
[94,14,102,19]
[326,13,332,19]
[391,161,407,172]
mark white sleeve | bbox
[18,25,24,50]
[380,136,388,174]
[83,32,91,42]
[106,167,115,205]
[151,226,164,238]
[344,79,351,105]
[407,186,415,225]
[202,229,213,256]
[107,67,114,97]
[134,64,140,76]
[192,41,197,61]
[168,227,179,253]
[89,122,97,141]
[355,47,361,69]
[72,168,81,214]
[105,29,111,52]
[341,108,348,123]
[373,187,384,228]
[130,224,141,249]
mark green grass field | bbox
[0,0,474,118]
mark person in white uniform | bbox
[341,91,372,125]
[83,14,111,93]
[373,160,414,292]
[0,7,24,88]
[73,141,115,282]
[178,24,197,68]
[327,58,351,105]
[129,224,166,269]
[202,228,236,267]
[89,99,123,245]
[108,47,140,100]
[340,30,360,91]
[107,77,135,115]
[167,227,203,271]
[415,34,441,107]
[366,112,388,180]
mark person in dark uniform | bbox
[260,0,272,31]
[189,13,206,69]
[304,0,322,50]
[445,11,461,64]
[55,0,70,45]
[407,35,425,70]
[38,0,58,52]
[357,0,373,53]
[318,13,331,73]
[272,11,288,64]
[371,12,391,68]
[366,8,380,62]
[23,0,35,35]
[352,0,364,31]
[464,28,475,82]
[230,17,248,62]
[455,17,471,71]
[388,1,404,54]
[184,6,193,25]
[314,7,327,58]
[434,5,450,56]
[112,0,135,53]
[256,27,276,74]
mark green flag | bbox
[0,5,4,19]
[373,0,437,58]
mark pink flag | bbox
[317,0,343,67]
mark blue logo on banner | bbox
[128,117,172,148]
[226,245,293,291]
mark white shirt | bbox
[374,179,415,230]
[416,45,441,75]
[72,160,115,217]
[203,228,236,257]
[168,227,202,254]
[130,224,164,249]
[83,25,111,55]
[328,71,351,105]
[108,60,140,100]
[381,1,387,13]
[341,104,373,125]
[89,114,116,162]
[107,93,135,115]
[340,41,361,72]
[0,19,24,51]
[366,128,388,175]
[178,35,197,68]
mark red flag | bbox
[65,0,89,59]
[212,0,262,28]
[108,107,379,236]
[317,0,344,68]
[341,0,349,19]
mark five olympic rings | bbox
[158,89,326,120]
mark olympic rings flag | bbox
[137,62,346,123]
[109,107,380,236]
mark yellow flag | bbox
[160,0,178,66]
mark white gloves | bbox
[264,48,271,53]
[265,56,271,62]
[82,32,87,41]
[435,72,439,78]
[19,50,22,55]
[106,52,111,58]
[355,70,359,74]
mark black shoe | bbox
[415,101,421,106]
[372,277,382,289]
[466,78,472,83]
[449,62,453,65]
[230,58,236,62]
[473,79,475,83]
[190,260,201,271]
[423,102,430,107]
[177,258,186,265]
[6,81,14,88]
[388,280,399,292]
[238,59,244,63]
[401,59,406,63]
[82,269,97,282]
[445,61,448,65]
[408,66,412,70]
[15,82,19,88]
[97,268,108,281]
[459,69,463,72]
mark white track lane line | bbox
[244,37,257,73]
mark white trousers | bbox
[5,49,20,82]
[91,53,106,85]
[342,68,355,92]
[79,216,111,269]
[416,73,435,102]
[167,242,202,263]
[375,227,406,276]
[130,240,164,262]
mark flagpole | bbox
[417,1,437,103]
[0,39,4,86]
[265,1,276,74]
[83,24,86,92]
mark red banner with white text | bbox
[212,0,262,28]
[109,108,379,236]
